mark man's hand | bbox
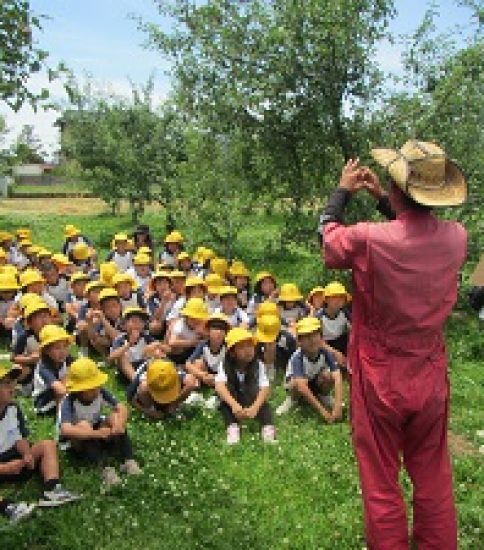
[339,158,364,194]
[359,167,386,200]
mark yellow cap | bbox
[138,246,152,255]
[229,261,250,278]
[19,269,45,289]
[323,281,351,302]
[207,313,231,330]
[255,271,276,285]
[176,251,191,262]
[24,300,50,320]
[0,273,19,292]
[113,233,128,242]
[164,230,184,244]
[70,272,90,284]
[122,306,148,320]
[185,276,206,289]
[28,245,41,255]
[168,270,186,280]
[204,273,224,294]
[307,287,325,302]
[218,285,238,298]
[133,253,151,266]
[51,253,72,266]
[181,297,209,320]
[112,273,137,290]
[99,288,120,303]
[225,327,256,350]
[278,283,303,302]
[146,360,180,404]
[296,317,321,336]
[256,301,279,319]
[256,314,281,343]
[85,281,105,295]
[19,292,44,312]
[39,324,74,349]
[16,228,31,239]
[64,224,80,238]
[210,257,228,277]
[0,231,13,242]
[66,358,108,392]
[99,262,118,287]
[0,265,18,277]
[0,361,22,382]
[19,239,32,247]
[72,242,90,261]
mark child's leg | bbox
[219,401,238,427]
[30,440,60,484]
[118,355,136,383]
[107,433,134,462]
[255,403,274,426]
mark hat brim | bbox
[40,335,75,349]
[371,149,467,207]
[149,377,181,404]
[0,285,19,292]
[278,294,303,302]
[66,371,109,393]
[255,329,278,344]
[181,311,209,321]
[0,366,23,382]
[123,310,149,321]
[227,335,257,350]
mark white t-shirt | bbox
[171,317,197,341]
[215,359,269,388]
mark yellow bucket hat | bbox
[19,269,45,289]
[256,301,280,319]
[218,285,238,298]
[225,327,256,350]
[185,276,206,289]
[207,313,231,331]
[256,314,281,344]
[84,280,105,296]
[0,273,19,291]
[64,224,80,238]
[122,306,149,320]
[255,271,276,285]
[176,251,191,262]
[16,228,31,239]
[229,261,250,278]
[0,361,22,382]
[146,360,180,404]
[72,242,90,261]
[99,262,118,287]
[70,272,90,284]
[278,283,303,302]
[0,265,18,277]
[37,248,52,259]
[296,317,321,336]
[19,292,44,312]
[181,297,209,320]
[24,300,50,320]
[204,273,224,294]
[112,273,137,290]
[99,287,120,303]
[371,139,467,207]
[19,239,32,247]
[113,232,128,243]
[210,257,228,277]
[0,231,13,242]
[164,230,184,244]
[150,269,171,291]
[51,253,72,266]
[39,324,74,349]
[168,270,186,280]
[323,282,351,302]
[66,358,108,393]
[133,253,151,266]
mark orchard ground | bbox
[0,197,482,549]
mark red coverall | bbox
[324,209,467,549]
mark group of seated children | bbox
[0,224,351,521]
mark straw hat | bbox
[225,327,256,350]
[296,317,321,336]
[39,325,74,349]
[66,358,108,392]
[370,139,466,207]
[256,314,281,343]
[146,360,180,404]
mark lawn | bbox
[0,199,482,549]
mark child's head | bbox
[307,287,325,310]
[255,272,276,297]
[113,233,128,254]
[0,272,19,301]
[164,230,184,254]
[204,273,224,298]
[64,225,80,242]
[147,360,180,405]
[112,273,135,299]
[226,327,256,365]
[278,283,303,310]
[229,261,250,287]
[39,325,73,364]
[41,262,60,285]
[296,318,323,357]
[25,302,51,334]
[72,242,91,264]
[133,254,151,278]
[20,269,45,296]
[185,277,207,300]
[255,314,281,347]
[219,286,239,314]
[66,357,108,403]
[151,271,171,294]
[207,313,230,348]
[99,288,122,321]
[169,271,186,296]
[181,298,208,334]
[70,272,89,298]
[84,281,104,306]
[176,252,192,272]
[0,363,22,405]
[123,307,148,334]
[323,282,351,313]
[210,257,228,279]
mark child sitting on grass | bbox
[147,270,175,338]
[109,307,166,383]
[87,288,123,356]
[112,273,145,312]
[216,286,249,328]
[247,272,278,318]
[277,283,308,329]
[59,357,141,487]
[106,233,133,273]
[64,272,90,333]
[276,317,343,422]
[32,325,74,415]
[215,327,276,445]
[76,280,105,353]
[126,359,197,419]
[306,287,326,318]
[0,272,20,340]
[0,362,80,506]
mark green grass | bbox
[10,181,89,196]
[0,208,482,549]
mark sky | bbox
[0,0,477,159]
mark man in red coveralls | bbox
[319,140,467,549]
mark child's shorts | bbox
[0,446,37,483]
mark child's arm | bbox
[143,341,169,359]
[14,439,34,468]
[60,421,111,440]
[292,377,332,422]
[167,334,199,353]
[321,341,346,366]
[11,351,40,366]
[109,340,130,361]
[330,370,343,421]
[109,403,128,435]
[243,387,271,419]
[215,381,244,418]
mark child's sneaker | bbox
[204,395,220,410]
[120,459,142,476]
[38,484,81,507]
[226,423,240,445]
[102,466,122,487]
[5,502,36,522]
[319,394,334,410]
[276,395,293,416]
[261,425,277,443]
[184,392,205,406]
